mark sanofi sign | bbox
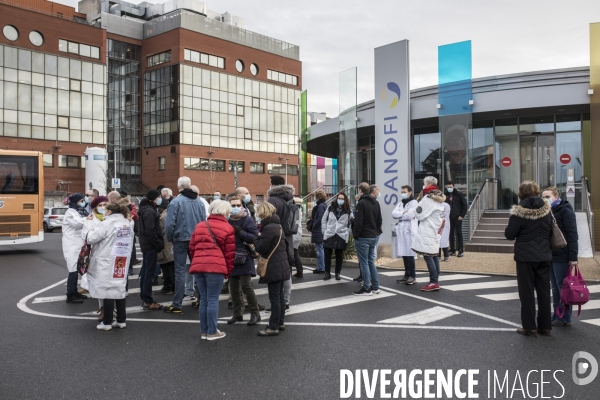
[374,40,411,246]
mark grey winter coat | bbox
[322,204,352,250]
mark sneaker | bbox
[312,269,325,274]
[182,295,196,302]
[370,288,381,294]
[257,328,279,336]
[163,305,183,313]
[457,251,464,258]
[293,273,304,278]
[133,259,142,265]
[257,303,266,311]
[192,300,199,308]
[154,288,174,295]
[278,325,286,331]
[207,330,226,341]
[396,277,409,284]
[406,277,416,285]
[96,322,112,331]
[73,292,88,300]
[201,333,207,340]
[143,302,164,311]
[421,283,440,292]
[551,320,572,327]
[442,257,449,262]
[353,287,372,296]
[111,321,127,329]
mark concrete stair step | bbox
[479,217,509,225]
[482,211,511,218]
[469,237,514,244]
[472,230,506,238]
[476,223,509,231]
[465,242,514,254]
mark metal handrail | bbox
[325,185,355,206]
[302,185,324,202]
[582,176,595,253]
[467,178,498,241]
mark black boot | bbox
[73,292,87,300]
[323,272,331,281]
[247,315,261,326]
[66,294,83,304]
[227,316,243,325]
[335,273,341,280]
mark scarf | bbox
[551,198,562,210]
[229,206,248,221]
[422,185,438,195]
[66,194,89,217]
[401,195,414,205]
[94,212,105,221]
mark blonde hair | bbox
[256,202,276,220]
[314,190,326,201]
[543,186,559,198]
[208,200,231,217]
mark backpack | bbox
[556,263,590,319]
[279,198,299,236]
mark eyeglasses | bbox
[231,204,242,208]
[86,194,94,197]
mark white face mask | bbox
[447,187,454,193]
[401,193,408,200]
[97,207,105,216]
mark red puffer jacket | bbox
[189,214,235,278]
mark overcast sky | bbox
[62,0,600,116]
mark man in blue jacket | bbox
[164,176,206,314]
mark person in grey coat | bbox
[322,193,352,281]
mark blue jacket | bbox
[311,200,327,244]
[551,200,578,262]
[166,189,206,243]
[229,213,259,276]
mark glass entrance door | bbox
[519,135,555,189]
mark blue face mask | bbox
[97,207,105,215]
[214,195,220,200]
[256,217,262,224]
[337,199,344,206]
[84,196,90,204]
[155,197,162,206]
[243,194,251,204]
[231,206,242,215]
[447,187,454,193]
[401,193,408,200]
[77,201,85,208]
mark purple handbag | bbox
[557,263,590,318]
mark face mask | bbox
[97,207,105,215]
[401,193,408,200]
[214,195,220,200]
[243,194,251,204]
[544,198,552,206]
[256,217,262,224]
[377,193,381,199]
[84,196,90,204]
[447,188,454,193]
[78,201,85,208]
[337,199,344,206]
[231,207,241,215]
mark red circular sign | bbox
[501,157,512,167]
[559,154,571,165]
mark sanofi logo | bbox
[572,351,598,386]
[379,82,401,109]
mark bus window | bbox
[0,156,39,194]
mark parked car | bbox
[43,207,67,232]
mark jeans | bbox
[550,261,572,323]
[194,273,224,335]
[402,256,416,279]
[140,249,157,304]
[314,243,325,271]
[355,237,379,291]
[66,271,78,295]
[185,271,195,297]
[449,217,464,252]
[424,256,441,284]
[229,275,259,317]
[324,248,344,274]
[103,298,126,324]
[283,278,291,305]
[516,261,552,331]
[267,280,286,330]
[294,248,303,274]
[172,241,191,308]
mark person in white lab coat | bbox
[61,193,89,304]
[391,185,419,285]
[440,202,451,262]
[83,201,134,331]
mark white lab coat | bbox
[83,213,134,300]
[62,208,87,273]
[412,193,446,255]
[440,202,451,249]
[80,215,104,290]
[392,199,419,258]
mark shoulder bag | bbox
[77,235,91,275]
[256,228,282,278]
[550,212,567,250]
[205,220,223,255]
[557,263,590,318]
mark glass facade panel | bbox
[413,128,441,194]
[556,131,583,207]
[495,135,519,209]
[520,115,554,133]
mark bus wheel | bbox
[43,222,51,233]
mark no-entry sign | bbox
[501,157,512,167]
[559,154,571,165]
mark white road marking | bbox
[380,271,429,277]
[443,280,518,292]
[377,306,460,325]
[478,292,520,301]
[582,300,600,310]
[582,318,600,327]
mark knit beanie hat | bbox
[90,196,109,209]
[146,189,161,201]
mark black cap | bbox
[146,189,161,201]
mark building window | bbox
[58,155,83,168]
[229,161,244,173]
[70,79,81,91]
[158,157,166,170]
[43,154,53,167]
[250,63,259,76]
[235,60,244,73]
[3,25,19,41]
[250,162,265,174]
[147,51,171,68]
[267,69,298,86]
[184,157,225,171]
[268,163,298,175]
[184,49,225,69]
[59,39,100,59]
[29,31,44,47]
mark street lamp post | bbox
[285,158,290,184]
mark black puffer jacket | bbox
[253,214,291,284]
[504,197,553,263]
[267,184,295,263]
[353,194,382,239]
[138,198,164,253]
[310,199,327,244]
[552,200,578,262]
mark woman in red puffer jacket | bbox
[189,200,235,341]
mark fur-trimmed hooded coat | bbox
[411,190,446,256]
[504,196,553,263]
[267,184,295,264]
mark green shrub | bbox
[343,235,356,260]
